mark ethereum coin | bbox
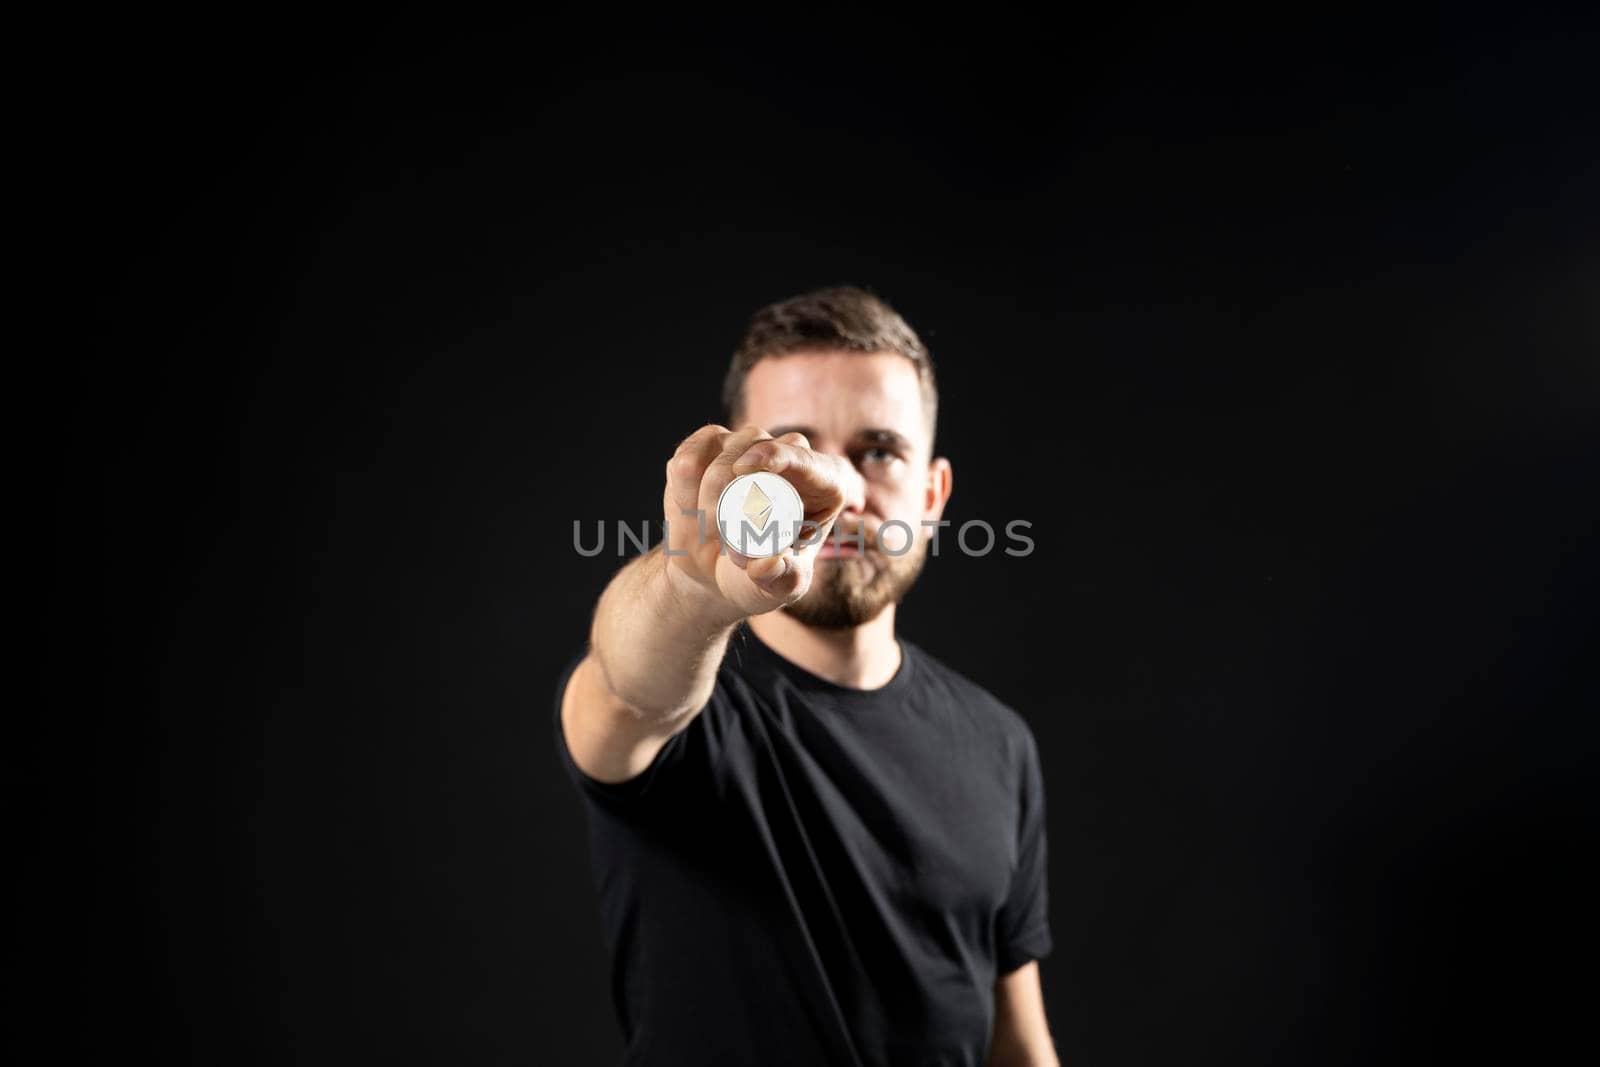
[716,472,805,558]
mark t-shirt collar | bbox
[728,621,918,703]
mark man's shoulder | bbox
[905,640,1037,748]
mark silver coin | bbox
[715,472,805,558]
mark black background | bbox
[35,10,1597,1065]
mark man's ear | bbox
[924,456,953,521]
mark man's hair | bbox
[722,284,938,447]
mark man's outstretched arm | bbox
[561,423,859,784]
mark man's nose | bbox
[821,449,867,513]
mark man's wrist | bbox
[656,548,746,634]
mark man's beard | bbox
[783,533,929,630]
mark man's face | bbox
[739,350,953,629]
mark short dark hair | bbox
[722,284,938,446]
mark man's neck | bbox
[747,606,902,690]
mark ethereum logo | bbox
[741,480,773,531]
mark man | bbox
[555,285,1058,1065]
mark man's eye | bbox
[862,447,897,463]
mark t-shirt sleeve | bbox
[550,649,695,806]
[995,728,1052,974]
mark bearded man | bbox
[555,285,1058,1066]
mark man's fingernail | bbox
[756,557,790,588]
[732,445,768,470]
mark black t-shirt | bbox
[552,623,1051,1066]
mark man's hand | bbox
[662,423,864,624]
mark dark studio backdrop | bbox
[33,10,1597,1065]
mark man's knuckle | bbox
[666,453,698,481]
[677,424,717,452]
